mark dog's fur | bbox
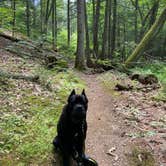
[53,89,88,166]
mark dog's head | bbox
[67,89,88,124]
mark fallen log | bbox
[115,83,133,91]
[0,32,20,42]
[115,83,160,91]
[0,70,39,82]
[130,73,158,84]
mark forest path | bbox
[77,72,132,166]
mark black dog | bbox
[53,89,98,166]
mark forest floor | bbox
[77,71,166,166]
[0,35,166,166]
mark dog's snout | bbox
[77,105,83,109]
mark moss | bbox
[125,7,166,67]
[0,67,85,165]
[129,147,156,166]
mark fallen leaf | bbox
[106,147,119,161]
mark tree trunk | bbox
[149,0,159,28]
[0,70,39,82]
[26,0,30,37]
[0,32,20,42]
[125,6,166,67]
[122,22,126,62]
[67,0,71,46]
[75,0,85,70]
[135,0,138,43]
[108,0,112,58]
[40,0,43,34]
[52,0,56,49]
[55,0,57,44]
[93,0,101,57]
[12,0,16,37]
[32,0,36,28]
[84,0,92,67]
[92,0,95,56]
[101,0,110,59]
[111,0,117,56]
[139,1,159,40]
[117,16,121,49]
[44,0,50,35]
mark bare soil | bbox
[78,72,166,166]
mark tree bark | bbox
[84,0,92,67]
[44,0,50,35]
[93,0,101,57]
[139,1,159,40]
[26,0,30,37]
[67,0,71,46]
[0,32,20,42]
[111,0,117,56]
[125,6,166,67]
[108,0,112,58]
[101,0,110,59]
[135,0,138,43]
[12,0,16,37]
[32,0,36,28]
[52,0,57,49]
[0,70,39,82]
[75,0,85,70]
[149,0,159,28]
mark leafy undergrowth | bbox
[131,62,166,102]
[98,69,166,165]
[0,50,85,165]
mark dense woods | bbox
[0,0,165,68]
[0,0,166,165]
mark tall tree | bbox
[149,0,159,28]
[52,0,57,49]
[111,0,117,56]
[125,6,166,67]
[108,0,112,58]
[93,0,101,57]
[32,0,36,28]
[135,0,138,43]
[84,0,92,67]
[67,0,70,46]
[40,0,43,34]
[12,0,16,37]
[26,0,30,37]
[44,0,50,34]
[75,0,85,70]
[101,0,110,59]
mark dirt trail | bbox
[78,73,132,166]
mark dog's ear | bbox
[82,89,88,103]
[82,89,86,96]
[68,89,76,102]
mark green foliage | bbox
[0,7,13,29]
[57,29,77,56]
[96,59,111,66]
[0,68,85,165]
